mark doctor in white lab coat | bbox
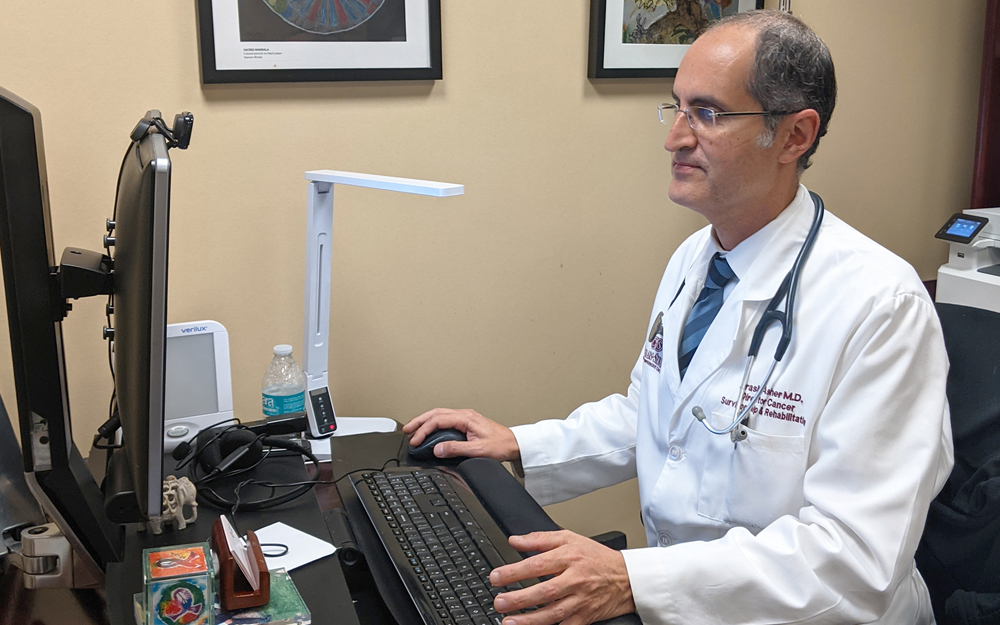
[405,10,953,625]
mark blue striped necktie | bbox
[678,253,736,380]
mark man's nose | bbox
[664,111,696,153]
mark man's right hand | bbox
[403,408,521,462]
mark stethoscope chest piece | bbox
[731,426,748,444]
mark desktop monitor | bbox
[0,86,122,584]
[110,111,172,521]
[0,87,182,584]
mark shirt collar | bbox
[706,184,815,301]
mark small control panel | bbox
[306,386,337,437]
[936,213,989,244]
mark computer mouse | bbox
[408,428,467,462]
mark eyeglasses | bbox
[658,103,799,132]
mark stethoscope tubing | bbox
[692,192,825,442]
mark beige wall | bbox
[0,0,985,549]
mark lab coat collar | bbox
[670,185,815,398]
[722,184,815,302]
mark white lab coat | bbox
[511,185,954,625]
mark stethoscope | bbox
[691,191,825,444]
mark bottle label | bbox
[262,392,305,416]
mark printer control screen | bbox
[936,213,989,244]
[947,218,982,239]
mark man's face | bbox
[665,26,782,221]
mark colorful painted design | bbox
[154,580,209,625]
[148,546,209,579]
[623,0,739,45]
[262,0,386,35]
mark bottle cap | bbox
[273,344,293,356]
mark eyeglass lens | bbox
[659,104,716,130]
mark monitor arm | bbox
[49,246,114,321]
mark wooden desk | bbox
[0,454,360,625]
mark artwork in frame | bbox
[196,0,442,84]
[588,0,765,79]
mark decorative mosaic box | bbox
[142,542,215,625]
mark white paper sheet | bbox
[253,521,336,572]
[221,515,259,591]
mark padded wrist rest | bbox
[457,457,560,537]
[457,457,642,625]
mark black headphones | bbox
[172,423,321,512]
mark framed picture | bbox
[588,0,765,79]
[196,0,442,84]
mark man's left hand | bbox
[489,530,636,625]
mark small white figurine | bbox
[146,475,199,535]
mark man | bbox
[405,11,953,625]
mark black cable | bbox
[101,139,132,443]
[214,456,404,559]
[260,544,289,558]
[150,117,176,145]
[92,407,122,450]
[178,422,245,474]
[193,435,270,486]
[196,441,325,513]
[222,457,402,531]
[92,437,122,450]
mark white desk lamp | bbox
[301,170,464,440]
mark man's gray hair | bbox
[705,10,837,172]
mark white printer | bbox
[936,207,1000,313]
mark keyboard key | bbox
[480,545,506,569]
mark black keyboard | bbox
[351,467,536,625]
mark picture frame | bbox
[588,0,765,79]
[196,0,442,84]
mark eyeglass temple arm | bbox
[712,111,796,118]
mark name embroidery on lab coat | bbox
[643,311,664,373]
[720,384,807,426]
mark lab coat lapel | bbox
[674,285,744,402]
[662,275,700,399]
[662,241,717,401]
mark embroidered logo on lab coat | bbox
[643,311,664,372]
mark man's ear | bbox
[777,109,821,166]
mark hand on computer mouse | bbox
[408,428,467,462]
[403,408,521,462]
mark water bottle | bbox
[261,344,307,417]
